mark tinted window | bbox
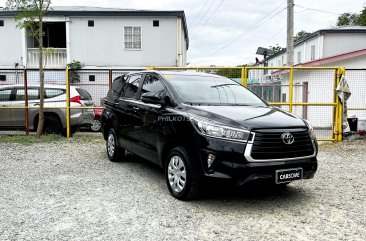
[141,75,165,95]
[122,74,142,98]
[76,88,92,100]
[165,74,265,106]
[16,88,39,101]
[109,76,125,99]
[0,89,12,101]
[45,89,65,99]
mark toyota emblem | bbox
[281,132,294,145]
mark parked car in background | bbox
[101,71,318,200]
[0,84,95,135]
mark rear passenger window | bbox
[122,74,142,99]
[16,88,39,101]
[109,76,126,99]
[141,75,165,95]
[76,88,92,100]
[45,89,65,99]
[0,89,12,101]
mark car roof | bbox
[126,70,227,78]
[0,84,68,89]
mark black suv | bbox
[101,71,318,200]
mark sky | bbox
[1,0,365,66]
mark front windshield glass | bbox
[164,74,266,106]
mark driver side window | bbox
[121,74,142,99]
[141,74,165,95]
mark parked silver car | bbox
[0,84,95,134]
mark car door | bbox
[11,87,39,128]
[115,73,144,151]
[130,73,167,164]
[0,88,14,127]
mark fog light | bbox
[207,153,216,168]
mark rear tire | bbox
[165,146,202,200]
[90,119,101,132]
[44,116,63,135]
[106,129,125,162]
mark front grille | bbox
[251,128,314,160]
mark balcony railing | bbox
[27,48,67,68]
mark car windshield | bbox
[164,74,266,106]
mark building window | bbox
[0,20,4,27]
[88,20,94,27]
[297,51,302,64]
[89,75,95,82]
[124,26,142,50]
[0,75,6,81]
[153,20,159,27]
[282,93,287,102]
[311,45,315,60]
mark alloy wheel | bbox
[107,133,115,157]
[167,156,187,193]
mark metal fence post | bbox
[66,67,71,139]
[335,67,345,142]
[241,67,247,87]
[24,68,29,136]
[109,69,112,89]
[289,67,294,113]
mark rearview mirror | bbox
[141,92,163,105]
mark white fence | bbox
[27,48,67,68]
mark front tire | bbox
[106,129,125,162]
[165,147,201,200]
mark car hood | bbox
[186,105,306,130]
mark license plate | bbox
[275,168,303,184]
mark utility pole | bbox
[286,0,294,66]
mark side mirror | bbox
[141,92,164,105]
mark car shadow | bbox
[108,152,314,208]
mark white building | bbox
[0,6,189,68]
[251,27,366,130]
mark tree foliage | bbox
[6,0,51,137]
[337,7,366,26]
[293,30,310,43]
[216,66,245,79]
[269,44,285,56]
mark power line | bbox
[189,0,209,27]
[190,0,219,33]
[207,2,287,58]
[191,0,226,39]
[295,4,341,15]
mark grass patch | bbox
[0,134,63,145]
[0,133,104,145]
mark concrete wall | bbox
[68,16,184,67]
[0,17,23,68]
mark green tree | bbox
[336,7,366,26]
[337,13,360,26]
[357,7,366,26]
[293,30,310,43]
[269,44,285,56]
[6,0,51,137]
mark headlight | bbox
[304,119,316,140]
[191,118,250,142]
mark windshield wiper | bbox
[210,84,237,88]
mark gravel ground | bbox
[0,139,365,241]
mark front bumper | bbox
[196,135,318,186]
[204,157,317,186]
